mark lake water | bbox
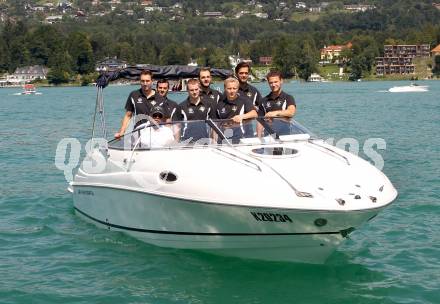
[1,81,439,303]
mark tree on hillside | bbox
[9,38,31,71]
[296,39,319,81]
[0,40,9,73]
[202,46,229,69]
[159,43,190,65]
[66,32,95,74]
[47,50,73,85]
[273,37,298,78]
[433,55,440,77]
[26,26,65,67]
[348,35,381,79]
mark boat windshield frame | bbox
[107,117,314,151]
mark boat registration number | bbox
[250,212,292,223]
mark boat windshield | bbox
[108,117,313,151]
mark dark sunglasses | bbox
[153,114,163,119]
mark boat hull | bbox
[73,184,382,263]
[388,86,428,92]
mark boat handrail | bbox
[107,117,312,151]
[308,139,350,166]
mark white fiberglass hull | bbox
[73,184,384,263]
[388,85,428,92]
[71,125,397,264]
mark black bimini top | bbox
[96,65,233,88]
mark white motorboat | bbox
[14,84,42,95]
[69,67,398,264]
[388,83,428,92]
[307,73,327,82]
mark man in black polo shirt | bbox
[235,62,262,110]
[215,77,257,143]
[175,78,215,142]
[199,67,222,104]
[259,70,296,136]
[155,79,178,121]
[114,70,164,138]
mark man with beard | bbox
[198,67,222,104]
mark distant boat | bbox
[14,84,42,95]
[308,73,328,82]
[388,83,428,93]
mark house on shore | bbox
[203,12,223,18]
[96,57,128,72]
[343,4,375,12]
[320,42,352,64]
[376,44,430,76]
[259,57,273,66]
[44,15,63,24]
[431,44,440,57]
[6,65,49,85]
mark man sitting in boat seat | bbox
[139,106,175,148]
[214,77,258,144]
[258,70,296,137]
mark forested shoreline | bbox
[1,0,440,83]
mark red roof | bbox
[432,44,440,53]
[321,42,352,52]
[322,45,343,51]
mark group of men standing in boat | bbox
[114,62,296,141]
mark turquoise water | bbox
[1,81,439,303]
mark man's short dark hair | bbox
[157,79,169,86]
[235,62,251,75]
[140,70,153,77]
[199,67,211,78]
[266,70,283,80]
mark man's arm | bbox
[114,111,133,138]
[265,105,296,118]
[232,109,257,123]
[232,99,258,123]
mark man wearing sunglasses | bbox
[139,106,175,148]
